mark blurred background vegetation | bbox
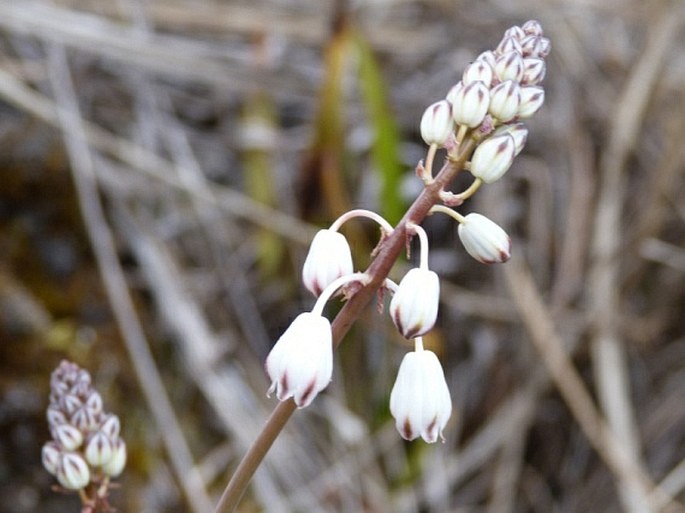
[1,0,684,512]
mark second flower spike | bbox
[389,268,440,339]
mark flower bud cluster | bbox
[42,360,126,493]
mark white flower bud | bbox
[469,133,516,184]
[52,423,83,451]
[102,438,127,477]
[47,407,67,427]
[451,81,490,128]
[488,80,521,122]
[517,86,545,118]
[42,442,61,476]
[445,81,463,105]
[494,51,524,83]
[265,312,333,408]
[463,60,493,88]
[493,122,528,156]
[522,20,544,37]
[389,268,440,339]
[495,35,522,56]
[302,230,353,297]
[70,406,99,432]
[458,213,512,264]
[57,452,90,490]
[538,37,551,58]
[389,349,452,443]
[521,58,546,86]
[476,50,497,70]
[100,414,121,440]
[504,26,526,41]
[85,391,103,412]
[85,431,115,467]
[420,100,453,146]
[59,394,82,416]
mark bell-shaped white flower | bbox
[389,268,440,339]
[469,133,516,184]
[389,345,452,443]
[265,312,333,408]
[458,213,512,264]
[52,423,83,451]
[302,229,353,297]
[420,100,453,146]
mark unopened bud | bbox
[42,442,61,476]
[70,406,99,432]
[488,80,521,122]
[100,414,121,440]
[85,431,114,467]
[463,60,494,88]
[102,438,127,477]
[521,58,546,86]
[458,213,512,264]
[522,20,544,37]
[476,50,497,70]
[495,51,524,83]
[85,391,103,412]
[52,423,83,451]
[495,35,522,56]
[538,37,551,58]
[469,133,516,184]
[520,36,541,58]
[59,394,82,416]
[451,81,490,128]
[47,407,67,427]
[420,100,453,146]
[504,26,526,41]
[517,86,545,118]
[57,453,90,490]
[493,122,528,156]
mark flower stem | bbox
[329,208,394,234]
[213,136,477,513]
[430,204,467,224]
[312,272,369,316]
[407,222,429,271]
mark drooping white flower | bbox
[389,268,440,339]
[41,442,61,476]
[265,312,333,408]
[302,229,353,297]
[457,213,512,264]
[389,345,452,443]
